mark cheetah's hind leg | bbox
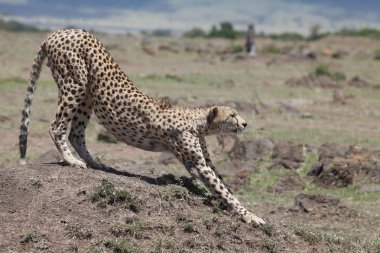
[49,75,87,168]
[68,94,109,170]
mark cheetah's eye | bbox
[230,113,236,118]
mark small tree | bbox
[183,27,206,38]
[208,22,237,39]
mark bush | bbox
[231,44,244,53]
[258,32,305,41]
[313,64,331,76]
[208,22,238,39]
[151,29,171,37]
[337,28,380,38]
[311,64,346,81]
[183,27,206,38]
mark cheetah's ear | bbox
[207,107,218,124]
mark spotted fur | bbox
[19,29,265,225]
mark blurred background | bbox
[1,0,380,36]
[1,1,380,252]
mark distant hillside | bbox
[0,18,46,32]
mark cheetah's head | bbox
[206,106,247,135]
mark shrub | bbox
[208,22,238,39]
[184,27,206,38]
[312,64,346,81]
[231,44,244,53]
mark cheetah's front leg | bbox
[199,136,234,193]
[176,134,265,225]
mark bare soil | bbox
[1,164,314,253]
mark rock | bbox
[348,76,370,88]
[228,138,275,161]
[332,50,348,59]
[332,89,355,105]
[142,46,155,56]
[309,143,380,188]
[0,115,10,123]
[266,171,305,193]
[228,169,252,192]
[294,194,342,213]
[217,161,255,178]
[314,157,354,188]
[270,141,306,169]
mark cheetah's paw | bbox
[64,157,87,169]
[242,212,266,225]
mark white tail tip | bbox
[20,159,26,165]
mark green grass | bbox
[154,237,177,252]
[20,232,39,244]
[311,64,346,81]
[91,179,142,212]
[241,151,380,205]
[161,184,189,201]
[293,225,380,252]
[260,44,285,54]
[0,77,56,92]
[263,238,277,253]
[110,218,146,239]
[102,239,141,253]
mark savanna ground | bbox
[0,29,380,252]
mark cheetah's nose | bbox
[242,122,247,128]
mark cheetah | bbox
[19,29,265,225]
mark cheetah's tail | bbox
[19,42,47,165]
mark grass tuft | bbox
[103,239,141,253]
[110,218,146,239]
[91,179,142,212]
[259,223,275,237]
[20,232,39,244]
[263,238,277,253]
[65,223,92,240]
[154,237,177,252]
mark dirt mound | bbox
[270,141,306,170]
[332,89,355,105]
[347,75,371,88]
[0,164,318,253]
[0,115,10,123]
[309,143,380,188]
[286,74,342,89]
[293,194,348,217]
[227,138,275,161]
[267,171,305,193]
[227,168,252,192]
